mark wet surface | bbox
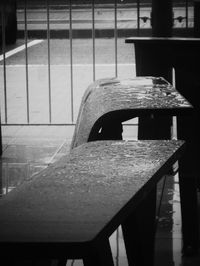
[71,76,192,149]
[0,140,184,244]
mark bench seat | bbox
[0,140,185,265]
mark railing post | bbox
[194,0,200,37]
[151,0,173,36]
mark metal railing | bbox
[0,0,194,126]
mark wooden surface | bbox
[0,140,185,259]
[71,76,192,149]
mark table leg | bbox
[83,239,114,266]
[134,44,173,142]
[122,188,157,266]
[174,62,200,254]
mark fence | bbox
[0,0,194,126]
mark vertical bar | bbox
[5,164,9,194]
[114,0,118,77]
[69,0,74,123]
[1,2,8,123]
[115,228,119,266]
[0,3,6,156]
[47,0,52,123]
[92,0,96,81]
[24,0,30,123]
[0,163,3,194]
[194,0,200,37]
[185,0,189,29]
[137,0,140,36]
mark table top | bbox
[71,76,192,149]
[0,140,185,247]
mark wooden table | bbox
[125,37,200,254]
[0,140,185,266]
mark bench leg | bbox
[179,173,199,255]
[177,114,199,255]
[122,188,157,266]
[83,239,114,266]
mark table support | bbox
[126,38,200,254]
[134,43,173,142]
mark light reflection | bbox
[0,162,47,197]
[172,173,182,265]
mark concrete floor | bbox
[1,125,200,266]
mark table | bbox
[0,140,185,266]
[125,37,200,254]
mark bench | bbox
[0,140,185,266]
